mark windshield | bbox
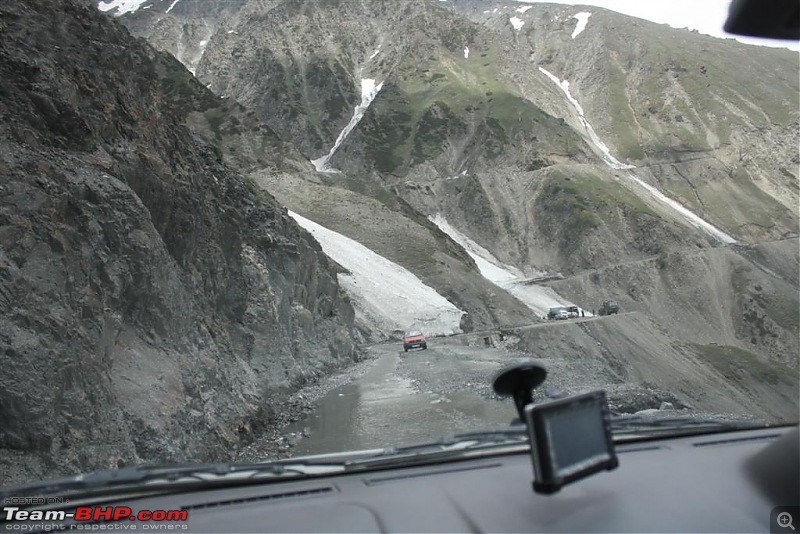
[0,0,797,492]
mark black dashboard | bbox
[16,425,795,533]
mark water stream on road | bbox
[284,344,516,455]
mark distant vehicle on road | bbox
[403,331,427,352]
[566,305,580,318]
[599,300,620,316]
[548,307,569,320]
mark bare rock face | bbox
[0,0,358,483]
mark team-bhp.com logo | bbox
[3,505,188,530]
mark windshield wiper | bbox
[0,461,346,501]
[1,429,531,501]
[342,426,530,470]
[610,414,766,439]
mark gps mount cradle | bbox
[492,360,619,494]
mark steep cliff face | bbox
[0,0,357,483]
[193,0,395,156]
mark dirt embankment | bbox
[545,241,799,365]
[506,314,797,422]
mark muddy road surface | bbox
[283,339,523,455]
[240,312,796,462]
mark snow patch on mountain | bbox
[431,215,525,283]
[537,67,736,244]
[571,12,591,38]
[622,173,737,243]
[289,212,464,337]
[464,47,470,59]
[312,78,383,173]
[510,16,525,31]
[538,67,633,170]
[165,0,181,14]
[97,0,149,15]
[176,30,212,76]
[429,215,588,317]
[516,6,533,13]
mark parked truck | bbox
[598,300,619,316]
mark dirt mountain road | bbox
[281,313,797,456]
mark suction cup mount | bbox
[492,359,547,421]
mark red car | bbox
[403,331,427,352]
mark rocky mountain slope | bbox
[107,0,798,417]
[454,1,799,243]
[0,0,359,484]
[112,0,798,270]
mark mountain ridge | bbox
[105,0,798,330]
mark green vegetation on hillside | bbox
[603,24,798,160]
[533,168,662,254]
[606,61,645,160]
[651,163,795,237]
[358,45,584,175]
[538,176,600,242]
[705,165,792,231]
[548,169,657,215]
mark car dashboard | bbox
[11,425,797,533]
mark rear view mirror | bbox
[724,0,799,39]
